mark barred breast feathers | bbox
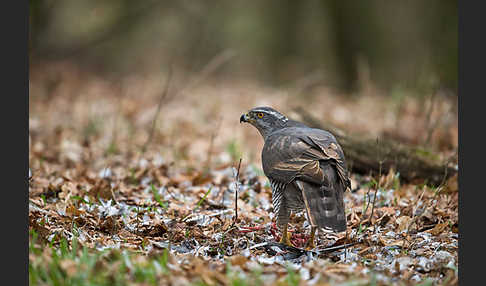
[270,179,286,214]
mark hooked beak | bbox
[240,113,249,123]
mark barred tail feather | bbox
[296,164,347,232]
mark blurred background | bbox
[30,0,457,91]
[29,0,458,170]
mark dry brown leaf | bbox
[99,216,119,234]
[192,172,213,186]
[59,182,76,200]
[379,237,406,248]
[89,179,113,200]
[396,216,413,232]
[444,174,458,193]
[66,204,84,217]
[426,222,449,236]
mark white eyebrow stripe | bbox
[252,109,288,122]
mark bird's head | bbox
[240,106,288,138]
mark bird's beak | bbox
[240,113,249,123]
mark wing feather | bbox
[262,127,350,189]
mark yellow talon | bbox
[279,224,293,246]
[305,226,317,250]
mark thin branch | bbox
[232,158,242,225]
[256,241,358,256]
[370,138,383,234]
[424,91,438,145]
[141,66,173,155]
[357,172,373,232]
[406,186,427,236]
[317,242,359,255]
[204,117,223,171]
[370,163,381,234]
[177,50,236,97]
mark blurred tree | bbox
[29,0,457,94]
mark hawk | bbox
[240,107,350,249]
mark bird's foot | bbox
[305,226,317,250]
[279,230,294,247]
[305,240,316,250]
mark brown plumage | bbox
[240,107,350,248]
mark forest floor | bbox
[29,62,458,285]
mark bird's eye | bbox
[257,113,264,119]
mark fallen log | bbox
[291,107,457,187]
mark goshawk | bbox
[240,107,350,249]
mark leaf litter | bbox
[29,64,458,285]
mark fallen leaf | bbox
[426,222,449,236]
[396,216,413,232]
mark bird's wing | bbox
[305,130,351,190]
[262,127,350,189]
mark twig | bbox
[224,226,237,236]
[406,187,427,235]
[370,138,383,234]
[141,66,173,155]
[205,117,222,171]
[424,91,438,145]
[232,158,242,225]
[238,225,265,233]
[177,50,236,97]
[370,178,380,233]
[317,242,359,255]
[254,241,358,257]
[163,50,235,109]
[110,188,118,205]
[437,149,456,189]
[357,174,373,233]
[182,209,233,223]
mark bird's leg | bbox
[305,226,317,250]
[279,223,292,246]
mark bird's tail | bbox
[296,163,347,232]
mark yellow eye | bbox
[257,112,264,119]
